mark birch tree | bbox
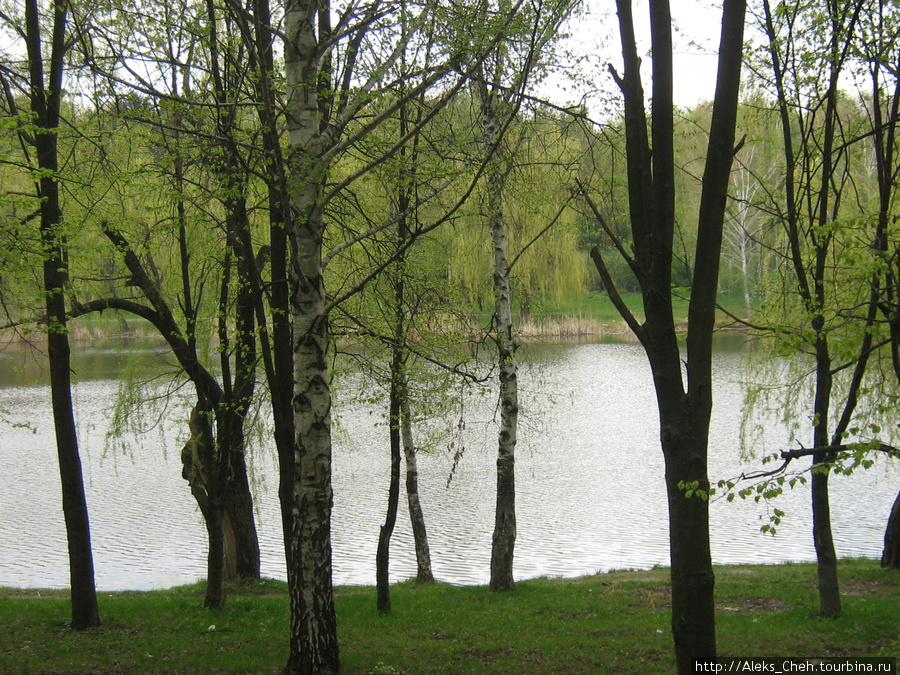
[470,0,575,592]
[281,0,528,667]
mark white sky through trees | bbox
[549,0,726,115]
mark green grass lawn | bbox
[1,559,897,674]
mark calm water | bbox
[0,337,897,591]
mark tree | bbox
[582,0,745,668]
[61,0,268,604]
[16,0,101,630]
[91,217,260,608]
[470,0,575,591]
[856,0,900,572]
[477,71,520,592]
[748,0,876,617]
[281,0,536,664]
[884,491,900,568]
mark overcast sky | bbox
[549,0,728,114]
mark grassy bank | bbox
[510,290,749,338]
[1,559,897,674]
[0,290,748,347]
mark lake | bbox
[0,336,897,591]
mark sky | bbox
[550,0,729,114]
[0,0,728,115]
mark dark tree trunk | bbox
[170,364,259,588]
[199,0,295,575]
[376,345,403,613]
[376,145,413,611]
[881,487,900,569]
[181,403,226,608]
[223,199,262,582]
[594,0,745,670]
[811,333,841,617]
[223,448,261,579]
[660,411,716,667]
[862,2,900,577]
[811,465,841,614]
[47,297,102,630]
[199,0,263,585]
[25,0,101,631]
[203,499,227,609]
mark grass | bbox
[1,560,897,674]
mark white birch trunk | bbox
[284,0,339,670]
[401,387,435,583]
[479,85,518,592]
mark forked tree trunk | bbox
[597,1,745,670]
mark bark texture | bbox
[284,0,339,668]
[479,81,518,594]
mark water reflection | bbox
[0,337,896,591]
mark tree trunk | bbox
[812,335,841,617]
[223,451,261,580]
[599,0,745,670]
[643,304,718,671]
[376,344,404,613]
[181,403,226,608]
[882,488,900,569]
[26,0,101,631]
[47,300,102,630]
[811,466,841,615]
[402,397,434,583]
[222,193,262,582]
[479,75,518,595]
[490,291,518,593]
[739,229,752,317]
[659,408,716,671]
[286,257,339,674]
[203,499,227,609]
[284,0,339,666]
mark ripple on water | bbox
[1,342,897,590]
